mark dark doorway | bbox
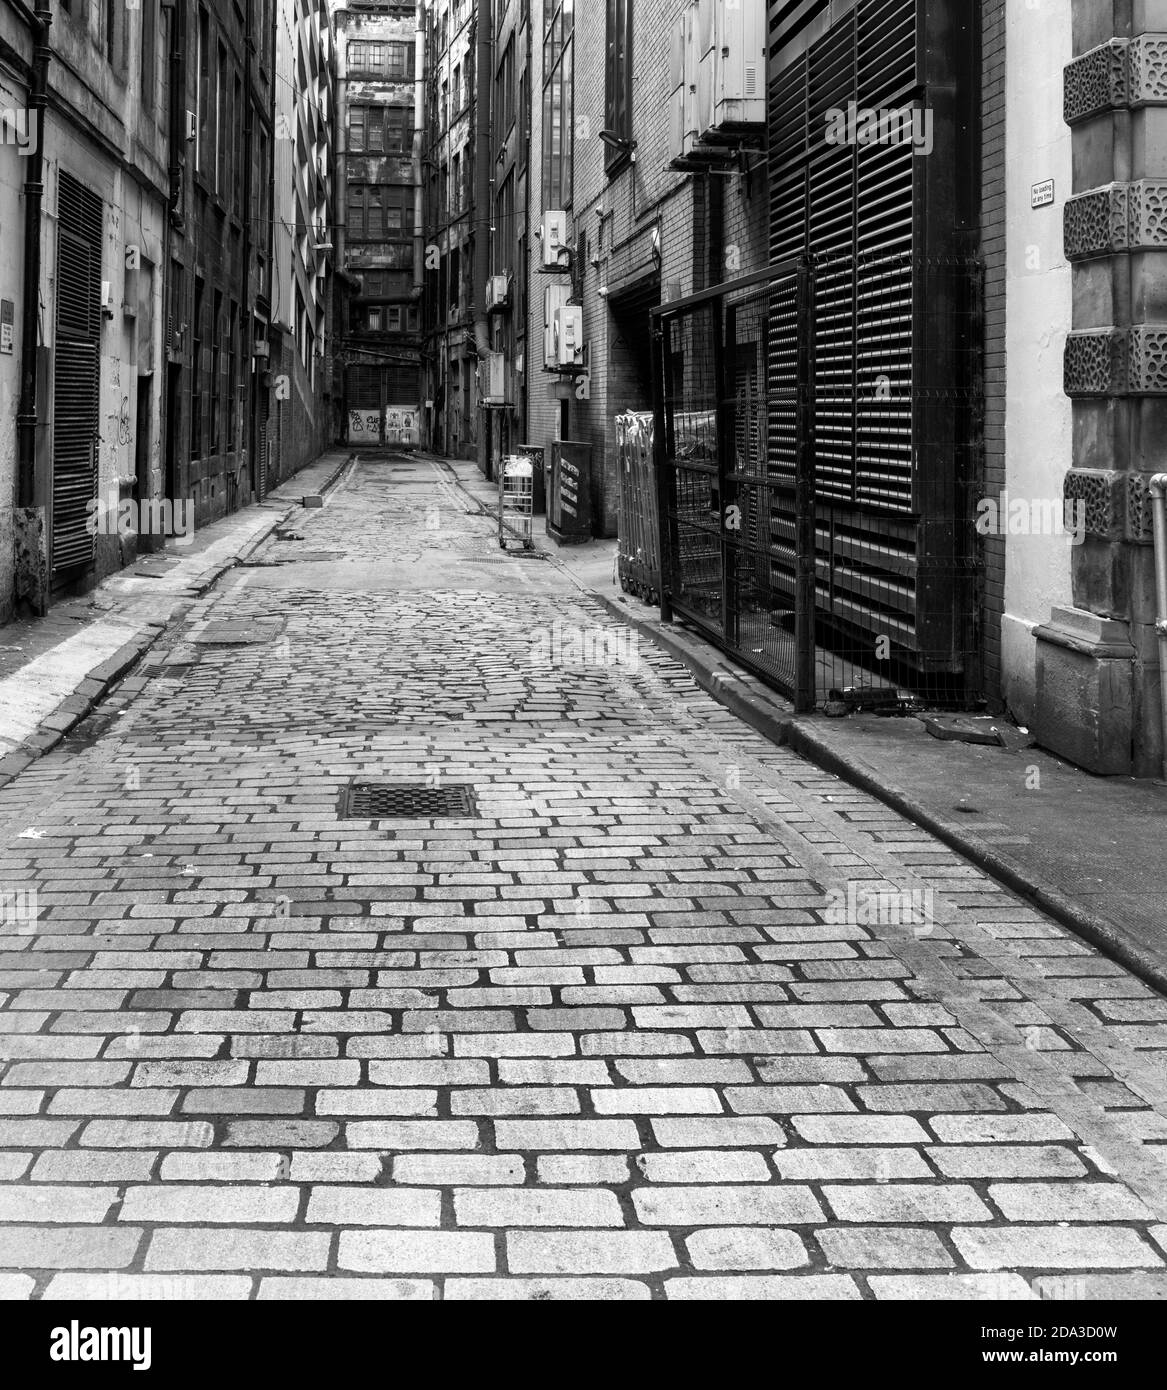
[164,362,182,508]
[134,374,156,551]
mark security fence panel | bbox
[653,264,817,710]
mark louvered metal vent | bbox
[766,0,979,676]
[51,172,104,578]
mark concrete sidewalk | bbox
[0,449,353,784]
[433,455,1167,993]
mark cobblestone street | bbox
[1,453,1165,1302]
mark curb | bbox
[0,453,355,796]
[589,589,1167,999]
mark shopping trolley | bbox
[498,455,535,551]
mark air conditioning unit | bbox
[486,275,510,312]
[669,2,705,166]
[541,210,571,271]
[700,0,765,136]
[553,305,584,370]
[543,281,572,370]
[695,0,716,142]
[668,5,692,164]
[483,351,507,405]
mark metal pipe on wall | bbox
[1149,474,1167,782]
[15,2,52,515]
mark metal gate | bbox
[652,261,818,711]
[652,253,981,714]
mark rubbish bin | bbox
[547,440,593,544]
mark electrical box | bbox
[553,305,584,370]
[541,210,571,271]
[702,0,765,133]
[668,8,689,165]
[486,275,510,312]
[695,0,716,141]
[543,281,572,370]
[483,351,508,405]
[670,0,764,166]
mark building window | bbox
[347,185,415,243]
[190,276,204,461]
[367,308,382,332]
[348,41,386,75]
[197,7,209,174]
[216,43,228,194]
[210,290,222,454]
[349,106,413,155]
[605,0,633,169]
[496,37,515,135]
[233,75,244,211]
[141,0,157,112]
[105,0,127,72]
[227,301,238,448]
[386,41,414,80]
[494,171,514,276]
[542,0,574,210]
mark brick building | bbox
[481,0,532,473]
[523,0,767,536]
[164,0,276,528]
[421,0,482,461]
[1,0,169,616]
[332,1,424,448]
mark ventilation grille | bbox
[764,0,980,667]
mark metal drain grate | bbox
[339,782,477,818]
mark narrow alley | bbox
[0,453,1164,1303]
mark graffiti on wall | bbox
[348,406,420,447]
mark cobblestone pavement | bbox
[1,453,1166,1301]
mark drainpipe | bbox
[472,0,493,475]
[15,3,51,513]
[239,0,254,502]
[1149,474,1167,782]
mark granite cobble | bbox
[0,455,1164,1299]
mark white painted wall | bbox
[1001,0,1075,723]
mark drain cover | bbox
[339,782,477,818]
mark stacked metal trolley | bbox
[615,413,659,603]
[497,455,535,551]
[616,410,721,611]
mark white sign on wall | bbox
[1031,180,1055,209]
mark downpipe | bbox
[13,2,52,614]
[1150,474,1167,782]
